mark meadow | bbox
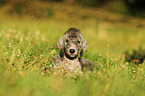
[0,1,145,96]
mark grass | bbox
[0,2,145,96]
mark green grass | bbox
[0,2,145,96]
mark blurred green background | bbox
[1,0,145,56]
[0,0,145,18]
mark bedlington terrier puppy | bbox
[51,28,97,75]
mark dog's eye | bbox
[77,40,80,43]
[66,39,69,43]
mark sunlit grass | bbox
[0,2,145,96]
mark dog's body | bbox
[52,28,97,75]
[52,54,83,74]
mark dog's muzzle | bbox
[69,49,75,54]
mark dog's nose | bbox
[70,49,75,54]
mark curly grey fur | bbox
[51,28,97,75]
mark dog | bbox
[51,28,97,75]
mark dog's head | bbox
[57,28,88,60]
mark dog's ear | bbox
[57,34,68,60]
[80,36,88,57]
[60,48,65,60]
[57,35,65,49]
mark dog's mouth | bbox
[68,53,77,57]
[65,53,78,60]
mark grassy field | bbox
[0,1,145,96]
